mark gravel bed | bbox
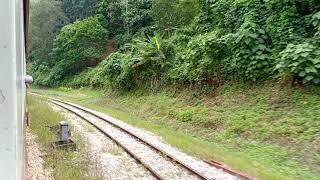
[51,103,156,180]
[26,130,52,180]
[53,101,198,180]
[51,100,238,180]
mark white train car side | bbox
[0,0,29,179]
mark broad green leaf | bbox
[305,76,314,81]
[293,55,299,60]
[296,47,305,54]
[249,33,258,38]
[258,29,265,34]
[313,78,320,84]
[257,44,266,50]
[298,71,306,77]
[257,54,266,60]
[257,38,265,44]
[305,67,317,73]
[275,64,282,70]
[291,66,297,71]
[312,59,320,64]
[245,38,251,45]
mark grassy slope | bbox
[28,95,103,180]
[30,82,320,180]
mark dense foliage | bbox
[61,0,99,23]
[277,41,320,84]
[97,0,154,46]
[30,16,107,86]
[28,0,66,65]
[28,0,320,88]
[151,0,199,32]
[27,1,320,179]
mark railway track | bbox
[48,97,237,180]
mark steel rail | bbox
[204,160,257,180]
[50,100,164,180]
[49,97,212,180]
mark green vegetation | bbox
[151,0,199,31]
[277,42,320,84]
[28,95,102,180]
[27,0,320,179]
[29,15,107,86]
[31,84,320,180]
[61,0,99,23]
[27,0,67,65]
[29,0,320,88]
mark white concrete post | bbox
[60,121,70,142]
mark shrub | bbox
[68,68,98,88]
[101,52,134,90]
[226,20,273,81]
[276,41,320,84]
[47,16,108,86]
[128,34,174,90]
[168,31,229,84]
